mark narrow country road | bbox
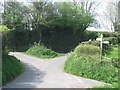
[3,52,105,88]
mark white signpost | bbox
[103,41,109,44]
[96,34,109,63]
[100,34,103,63]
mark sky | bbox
[0,0,119,32]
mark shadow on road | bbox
[3,63,46,88]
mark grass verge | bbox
[2,53,24,85]
[64,44,119,88]
[26,45,63,59]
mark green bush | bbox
[89,40,100,46]
[2,53,24,85]
[74,44,99,57]
[64,53,118,84]
[26,44,63,59]
[83,31,99,41]
[85,40,113,55]
[64,44,119,87]
[111,58,119,68]
[0,25,11,52]
[9,30,41,52]
[104,47,118,59]
[0,25,10,32]
[102,32,118,37]
[103,37,118,45]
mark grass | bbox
[64,44,119,89]
[90,83,119,89]
[103,47,118,59]
[91,46,119,89]
[2,53,24,85]
[26,45,63,59]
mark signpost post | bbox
[96,34,109,63]
[100,34,103,63]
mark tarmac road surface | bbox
[3,52,105,88]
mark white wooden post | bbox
[96,34,109,63]
[100,34,103,63]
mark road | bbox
[3,52,105,88]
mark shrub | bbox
[0,25,11,52]
[74,44,99,57]
[102,32,118,37]
[2,53,24,85]
[111,58,119,68]
[89,40,100,46]
[26,44,63,59]
[85,40,113,55]
[83,31,99,41]
[0,25,10,32]
[64,43,119,87]
[103,37,118,45]
[102,44,112,55]
[64,52,118,84]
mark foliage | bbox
[1,25,24,85]
[103,37,118,45]
[89,83,119,90]
[102,32,118,37]
[3,2,95,52]
[38,2,95,52]
[104,47,118,59]
[101,36,118,55]
[3,2,31,31]
[64,44,119,87]
[74,44,99,57]
[103,45,112,55]
[89,40,100,46]
[8,30,40,52]
[26,44,63,59]
[83,31,99,40]
[87,40,113,55]
[0,25,10,32]
[64,53,118,84]
[2,53,24,85]
[103,47,119,68]
[0,25,11,52]
[111,58,119,68]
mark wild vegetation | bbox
[2,2,97,53]
[2,53,24,85]
[64,33,119,88]
[1,25,24,85]
[1,1,119,88]
[26,44,63,59]
[2,1,97,85]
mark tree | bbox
[2,1,96,52]
[3,2,31,31]
[2,2,35,51]
[103,1,119,32]
[31,2,95,52]
[0,25,10,52]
